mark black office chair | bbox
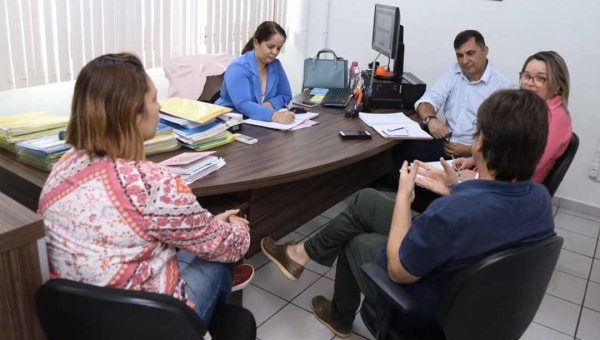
[36,279,256,340]
[543,132,579,197]
[198,74,223,104]
[198,91,221,104]
[359,236,564,340]
[208,92,221,104]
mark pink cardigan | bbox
[164,54,235,100]
[532,96,572,184]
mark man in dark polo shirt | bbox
[261,89,556,338]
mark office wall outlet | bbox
[591,162,599,180]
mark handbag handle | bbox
[312,48,341,70]
[315,48,339,60]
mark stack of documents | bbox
[160,118,235,151]
[359,112,432,140]
[159,151,226,184]
[309,88,328,103]
[244,112,319,131]
[310,88,329,95]
[159,97,231,124]
[15,135,71,171]
[144,123,181,156]
[0,111,69,153]
[158,97,235,151]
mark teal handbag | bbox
[302,49,348,89]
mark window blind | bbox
[0,0,287,91]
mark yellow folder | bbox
[0,111,68,137]
[159,97,231,124]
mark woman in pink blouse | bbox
[519,51,572,183]
[39,53,251,325]
[416,51,572,196]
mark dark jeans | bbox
[304,188,394,327]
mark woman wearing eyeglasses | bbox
[416,51,572,195]
[518,51,572,183]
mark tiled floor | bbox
[243,196,600,340]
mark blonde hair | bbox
[521,51,570,109]
[66,53,148,161]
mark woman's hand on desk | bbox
[414,158,458,197]
[272,111,295,124]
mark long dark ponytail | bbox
[242,21,287,55]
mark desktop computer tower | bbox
[362,71,426,111]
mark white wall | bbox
[278,0,332,95]
[285,0,600,209]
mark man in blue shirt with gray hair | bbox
[395,30,511,164]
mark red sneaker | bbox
[232,264,254,292]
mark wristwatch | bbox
[422,115,437,126]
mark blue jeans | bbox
[177,250,232,325]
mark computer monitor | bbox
[371,4,404,78]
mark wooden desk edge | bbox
[189,139,400,196]
[0,192,45,253]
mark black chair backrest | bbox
[209,91,221,104]
[438,236,563,340]
[37,279,207,340]
[543,133,579,197]
[198,74,223,104]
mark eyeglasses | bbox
[519,72,547,87]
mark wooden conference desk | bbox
[0,92,413,256]
[0,192,46,340]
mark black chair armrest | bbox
[361,262,417,314]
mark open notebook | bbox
[243,112,319,131]
[359,112,432,140]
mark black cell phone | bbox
[339,130,372,140]
[289,107,308,114]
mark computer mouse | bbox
[289,107,307,114]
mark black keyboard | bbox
[321,88,352,107]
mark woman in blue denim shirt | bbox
[216,21,294,124]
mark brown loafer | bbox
[260,237,305,281]
[311,295,353,338]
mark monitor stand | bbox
[374,25,405,82]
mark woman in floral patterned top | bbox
[39,53,250,325]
